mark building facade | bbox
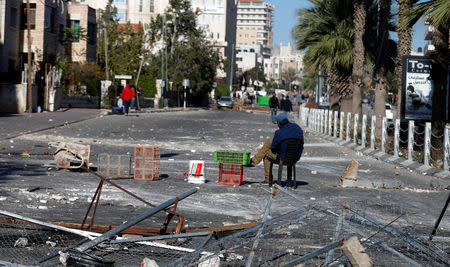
[236,0,273,52]
[265,43,304,82]
[67,2,97,62]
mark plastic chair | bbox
[268,138,304,188]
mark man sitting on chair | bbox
[246,113,304,184]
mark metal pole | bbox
[282,241,342,267]
[104,28,109,80]
[161,14,165,104]
[429,192,450,241]
[245,188,274,267]
[328,110,332,136]
[325,209,346,265]
[340,112,344,140]
[353,114,359,144]
[110,231,210,244]
[26,0,32,113]
[333,111,338,137]
[361,114,367,148]
[381,117,387,153]
[76,187,198,252]
[444,125,450,170]
[394,119,400,157]
[346,112,351,142]
[408,120,414,161]
[183,85,187,109]
[424,122,431,166]
[370,115,376,150]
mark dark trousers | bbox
[123,100,130,114]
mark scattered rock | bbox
[14,237,28,247]
[46,241,57,247]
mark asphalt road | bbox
[0,108,448,266]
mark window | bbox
[88,22,96,45]
[211,15,215,23]
[116,9,126,21]
[71,20,80,42]
[10,8,17,28]
[210,32,213,38]
[58,24,64,42]
[21,3,36,30]
[218,0,222,6]
[113,0,126,4]
[150,0,154,12]
[212,0,215,6]
[45,6,55,33]
[217,32,219,39]
[139,0,143,12]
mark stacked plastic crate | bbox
[213,150,251,185]
[134,146,160,180]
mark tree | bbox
[293,0,355,111]
[350,0,367,122]
[242,67,266,89]
[394,0,415,117]
[281,68,298,90]
[373,0,395,134]
[147,0,221,107]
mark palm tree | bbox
[293,0,355,112]
[394,0,416,118]
[350,0,367,123]
[373,0,395,135]
[401,0,450,122]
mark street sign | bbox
[183,79,190,87]
[115,75,132,80]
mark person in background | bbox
[112,96,124,114]
[269,92,280,124]
[130,86,136,111]
[121,84,133,115]
[280,95,293,119]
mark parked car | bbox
[385,103,393,120]
[217,96,234,109]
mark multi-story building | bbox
[265,42,304,83]
[236,0,273,53]
[191,0,237,81]
[67,2,97,62]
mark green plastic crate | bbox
[214,150,251,165]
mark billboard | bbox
[401,55,433,121]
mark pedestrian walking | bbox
[269,92,279,124]
[280,95,293,119]
[121,84,133,115]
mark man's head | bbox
[276,113,289,127]
[272,92,276,97]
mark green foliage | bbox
[137,75,157,97]
[215,83,229,98]
[64,25,87,44]
[281,68,298,90]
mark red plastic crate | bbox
[218,163,243,185]
[134,146,160,181]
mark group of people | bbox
[112,84,137,115]
[269,92,294,124]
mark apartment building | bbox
[236,0,273,53]
[67,2,97,62]
[265,43,304,82]
[191,0,237,80]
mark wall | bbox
[0,83,37,113]
[59,94,99,108]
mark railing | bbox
[298,107,450,171]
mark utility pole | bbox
[104,9,109,81]
[229,44,235,94]
[26,0,32,113]
[161,14,166,106]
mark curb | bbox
[314,132,450,181]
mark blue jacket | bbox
[271,122,304,161]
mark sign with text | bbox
[401,55,433,121]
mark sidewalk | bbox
[0,108,104,140]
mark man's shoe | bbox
[244,157,255,167]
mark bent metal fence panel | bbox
[1,186,449,266]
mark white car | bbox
[385,103,393,120]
